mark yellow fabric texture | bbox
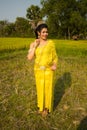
[34,40,58,112]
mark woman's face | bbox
[39,28,48,40]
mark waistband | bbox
[34,65,51,71]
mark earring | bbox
[38,35,40,39]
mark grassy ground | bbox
[0,38,87,130]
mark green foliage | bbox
[0,18,34,38]
[3,23,15,37]
[41,0,87,39]
[0,1,87,39]
[26,5,42,27]
[0,20,9,36]
[15,17,34,37]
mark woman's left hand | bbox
[51,65,57,71]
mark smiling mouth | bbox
[44,35,48,37]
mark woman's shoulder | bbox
[48,39,55,47]
[48,39,54,43]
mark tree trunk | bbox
[68,27,70,39]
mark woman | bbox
[27,23,58,116]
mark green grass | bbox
[0,38,33,53]
[54,39,87,57]
[0,38,87,130]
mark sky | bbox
[0,0,41,22]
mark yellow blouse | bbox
[34,40,58,69]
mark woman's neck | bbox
[39,38,47,45]
[37,38,48,47]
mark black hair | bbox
[35,23,48,39]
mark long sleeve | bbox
[52,42,58,65]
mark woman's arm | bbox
[51,42,58,71]
[27,39,40,60]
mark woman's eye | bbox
[43,31,48,33]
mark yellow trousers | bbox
[34,69,54,112]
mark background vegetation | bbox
[0,38,87,130]
[0,0,87,39]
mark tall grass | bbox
[54,40,87,57]
[0,38,33,52]
[0,38,33,59]
[0,38,87,130]
[0,38,87,58]
[0,38,87,55]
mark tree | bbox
[15,17,33,37]
[3,23,15,37]
[0,20,9,36]
[0,18,34,37]
[41,0,87,39]
[26,5,42,28]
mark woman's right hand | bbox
[27,39,40,60]
[33,39,40,48]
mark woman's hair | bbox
[35,23,48,39]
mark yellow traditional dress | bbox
[34,40,58,112]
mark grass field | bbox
[0,38,87,130]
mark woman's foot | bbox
[42,108,49,117]
[37,107,42,114]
